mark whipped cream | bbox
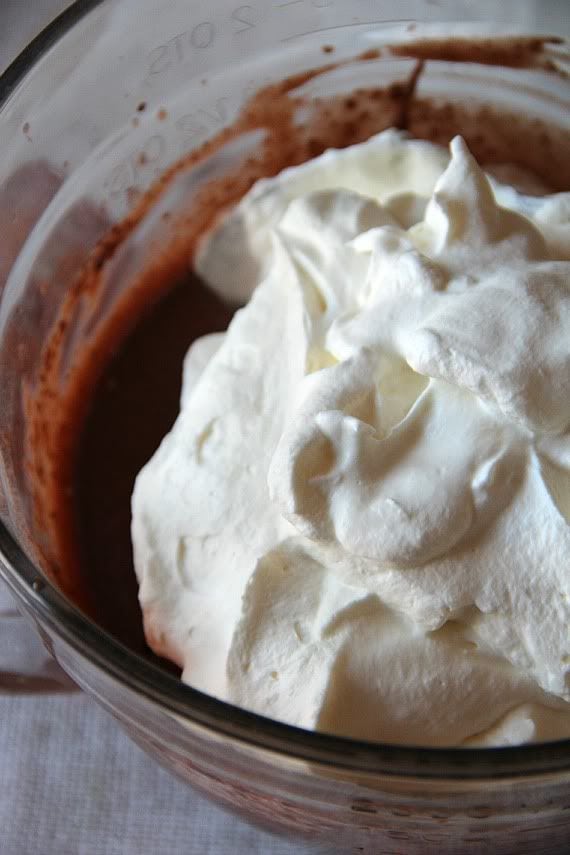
[132,130,570,746]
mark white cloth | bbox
[0,581,316,855]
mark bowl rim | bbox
[1,0,570,782]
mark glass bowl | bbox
[1,2,569,852]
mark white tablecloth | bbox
[0,586,317,855]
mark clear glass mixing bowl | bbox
[1,2,569,852]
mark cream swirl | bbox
[132,131,570,746]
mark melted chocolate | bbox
[75,276,233,662]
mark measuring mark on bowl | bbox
[146,6,262,78]
[105,95,233,204]
[281,19,415,42]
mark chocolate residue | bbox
[358,48,382,62]
[408,100,570,188]
[12,39,569,632]
[0,172,110,609]
[394,60,424,130]
[391,35,567,75]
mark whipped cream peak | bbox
[133,130,570,746]
[416,136,548,271]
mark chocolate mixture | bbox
[4,37,567,667]
[76,277,233,662]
